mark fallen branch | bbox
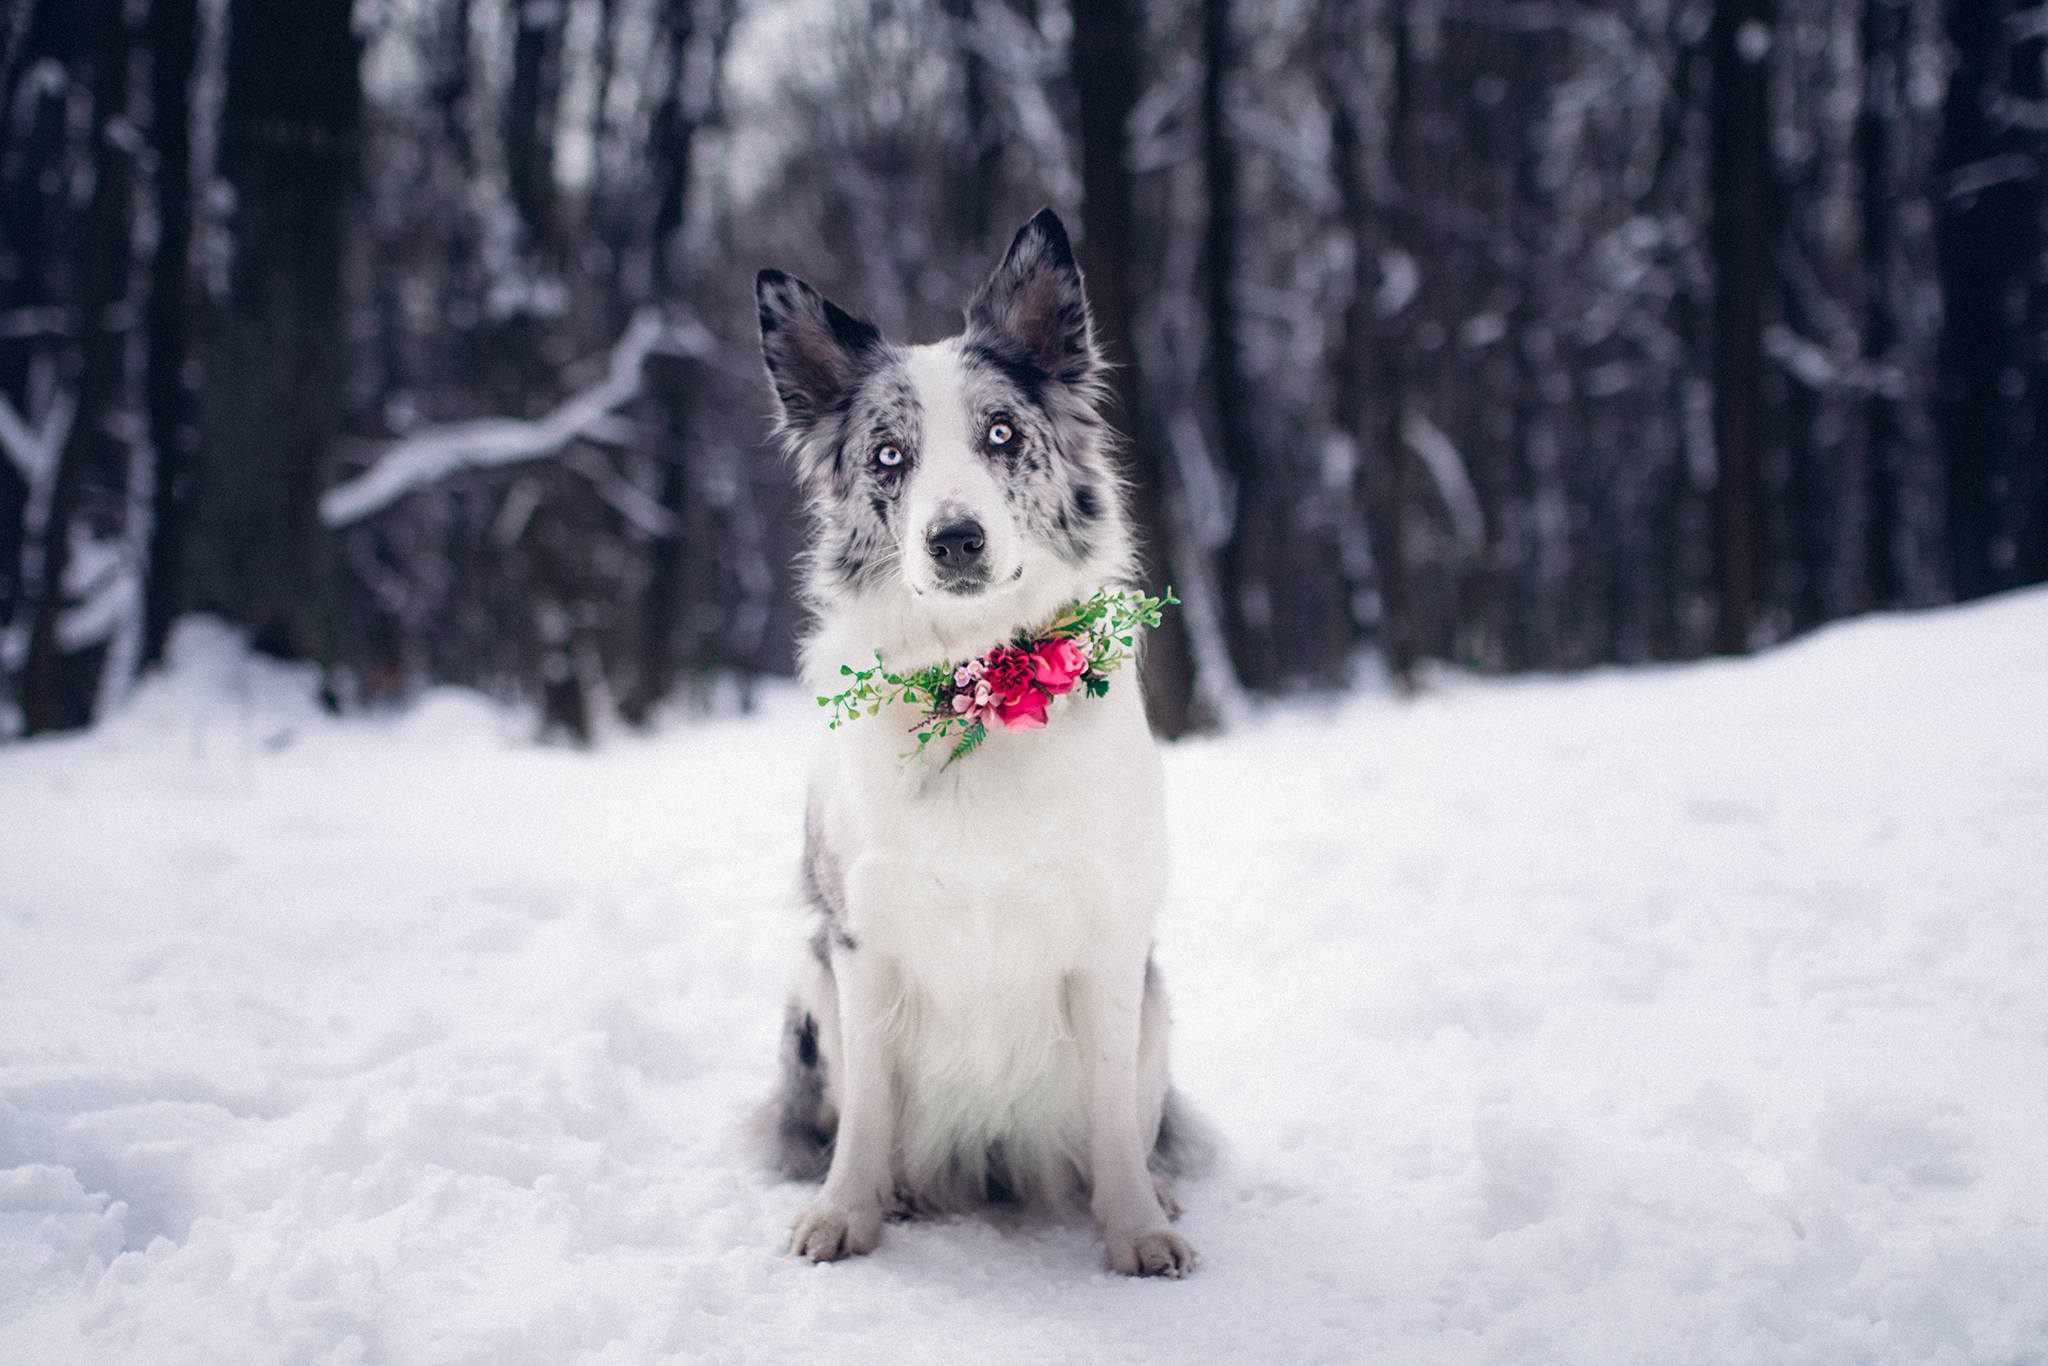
[319,312,670,529]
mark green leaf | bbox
[946,720,989,765]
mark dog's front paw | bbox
[1105,1226,1197,1278]
[790,1200,883,1263]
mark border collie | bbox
[755,210,1197,1277]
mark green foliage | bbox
[816,586,1178,765]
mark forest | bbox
[2,0,2044,742]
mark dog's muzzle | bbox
[925,518,989,592]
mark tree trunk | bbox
[189,0,359,663]
[1071,0,1198,737]
[1707,0,1773,653]
[1200,0,1272,691]
[1935,0,2047,601]
[22,0,137,733]
[506,0,564,257]
[627,350,697,724]
[1855,0,1900,611]
[941,0,1002,256]
[143,0,199,667]
[647,0,698,302]
[1319,0,1418,687]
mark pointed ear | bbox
[965,209,1097,387]
[756,269,883,434]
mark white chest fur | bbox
[804,674,1167,1210]
[814,672,1166,982]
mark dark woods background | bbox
[2,0,2043,742]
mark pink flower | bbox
[1032,637,1087,694]
[995,684,1050,730]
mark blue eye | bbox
[987,420,1014,446]
[875,444,903,468]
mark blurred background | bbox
[0,0,2042,743]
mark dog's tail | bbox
[761,1003,835,1181]
[1150,1086,1219,1180]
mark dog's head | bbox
[757,210,1128,622]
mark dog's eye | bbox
[875,444,904,469]
[987,419,1014,447]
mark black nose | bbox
[926,519,986,569]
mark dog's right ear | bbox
[756,269,882,435]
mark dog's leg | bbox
[789,941,897,1262]
[1137,962,1183,1220]
[1067,965,1197,1277]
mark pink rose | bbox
[995,684,1050,730]
[1032,637,1087,694]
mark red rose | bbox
[1032,637,1087,694]
[996,684,1050,730]
[981,647,1040,705]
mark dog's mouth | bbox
[913,564,1024,598]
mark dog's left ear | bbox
[965,209,1097,387]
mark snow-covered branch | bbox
[319,312,671,529]
[1764,325,1906,400]
[0,385,75,486]
[1402,411,1486,561]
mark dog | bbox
[754,209,1197,1277]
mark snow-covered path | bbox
[3,592,2045,1364]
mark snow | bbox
[4,590,2047,1363]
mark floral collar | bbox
[819,587,1177,765]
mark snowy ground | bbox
[2,591,2046,1365]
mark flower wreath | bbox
[819,587,1178,764]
